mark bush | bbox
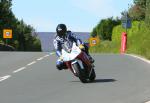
[89,41,119,53]
[126,21,150,59]
[90,20,150,60]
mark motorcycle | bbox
[61,41,96,83]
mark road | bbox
[0,52,150,103]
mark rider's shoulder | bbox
[67,30,76,36]
[67,30,72,34]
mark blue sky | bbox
[12,0,133,32]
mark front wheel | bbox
[89,68,96,82]
[72,62,88,83]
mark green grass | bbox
[90,21,150,60]
[89,40,119,53]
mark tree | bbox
[145,0,150,26]
[16,20,41,51]
[91,17,121,41]
[0,0,14,42]
[90,27,97,37]
[130,0,147,20]
[0,0,41,51]
[134,0,146,8]
[129,4,145,20]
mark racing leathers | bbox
[53,31,93,70]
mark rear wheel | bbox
[72,63,88,83]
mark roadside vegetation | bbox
[90,0,150,60]
[0,0,41,51]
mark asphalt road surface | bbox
[0,52,150,103]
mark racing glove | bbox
[58,55,63,61]
[79,44,85,50]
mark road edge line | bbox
[125,54,150,64]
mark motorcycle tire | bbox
[89,68,96,82]
[72,62,88,83]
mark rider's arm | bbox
[53,39,62,57]
[69,31,83,46]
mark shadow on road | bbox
[91,79,116,83]
[71,79,116,83]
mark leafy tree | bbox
[91,17,121,41]
[134,0,146,8]
[129,0,146,20]
[0,0,14,41]
[0,0,41,51]
[145,0,150,26]
[15,20,41,51]
[90,27,97,37]
[129,4,145,20]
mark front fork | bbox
[65,61,77,76]
[77,52,95,77]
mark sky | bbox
[12,0,133,32]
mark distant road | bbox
[0,52,150,103]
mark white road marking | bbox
[126,54,150,64]
[27,61,36,66]
[13,67,26,73]
[0,53,54,83]
[145,101,150,103]
[44,55,49,58]
[50,52,55,55]
[0,75,11,82]
[37,57,44,61]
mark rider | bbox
[53,24,94,70]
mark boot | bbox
[56,60,67,70]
